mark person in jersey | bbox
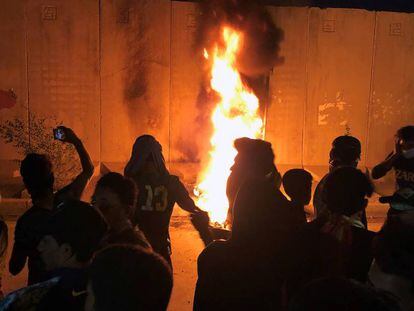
[9,126,94,285]
[92,172,150,250]
[372,126,414,214]
[124,135,210,266]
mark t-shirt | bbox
[134,174,197,254]
[37,268,88,311]
[12,206,52,285]
[393,156,414,190]
[10,181,86,285]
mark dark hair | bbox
[282,169,313,205]
[330,135,361,166]
[373,216,414,285]
[233,137,276,174]
[20,153,54,197]
[289,277,400,311]
[96,172,137,207]
[324,167,373,216]
[46,200,107,262]
[124,135,168,178]
[89,245,173,311]
[396,126,414,142]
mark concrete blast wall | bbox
[1,1,414,191]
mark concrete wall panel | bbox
[304,8,375,166]
[101,0,171,164]
[170,1,205,163]
[25,0,100,161]
[267,7,309,165]
[367,12,414,167]
[0,0,28,177]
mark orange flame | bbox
[195,27,264,224]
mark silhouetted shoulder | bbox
[197,241,229,272]
[16,206,52,229]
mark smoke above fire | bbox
[197,0,284,77]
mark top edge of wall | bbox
[171,0,414,14]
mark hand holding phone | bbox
[53,128,66,141]
[53,126,80,145]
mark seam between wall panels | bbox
[302,7,311,168]
[365,11,378,168]
[99,0,102,168]
[168,0,173,165]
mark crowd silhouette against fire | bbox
[0,124,413,310]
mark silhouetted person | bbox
[9,126,94,285]
[313,135,367,225]
[226,137,282,225]
[85,245,173,311]
[1,200,107,310]
[283,169,313,225]
[0,218,7,299]
[288,167,375,293]
[92,172,150,249]
[289,277,400,311]
[124,135,209,266]
[369,215,414,311]
[372,126,414,214]
[194,178,294,310]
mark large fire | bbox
[194,27,264,225]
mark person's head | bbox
[37,200,107,271]
[324,167,373,217]
[85,245,172,311]
[329,135,361,169]
[124,135,168,178]
[370,216,414,309]
[282,169,313,205]
[231,177,290,242]
[396,126,414,158]
[20,153,54,199]
[232,137,277,176]
[92,172,137,228]
[227,138,281,209]
[289,277,400,311]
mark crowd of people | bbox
[0,124,413,310]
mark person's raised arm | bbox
[372,151,400,180]
[55,126,94,201]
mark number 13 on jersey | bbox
[141,185,168,212]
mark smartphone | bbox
[53,128,65,141]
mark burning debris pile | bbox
[194,0,284,225]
